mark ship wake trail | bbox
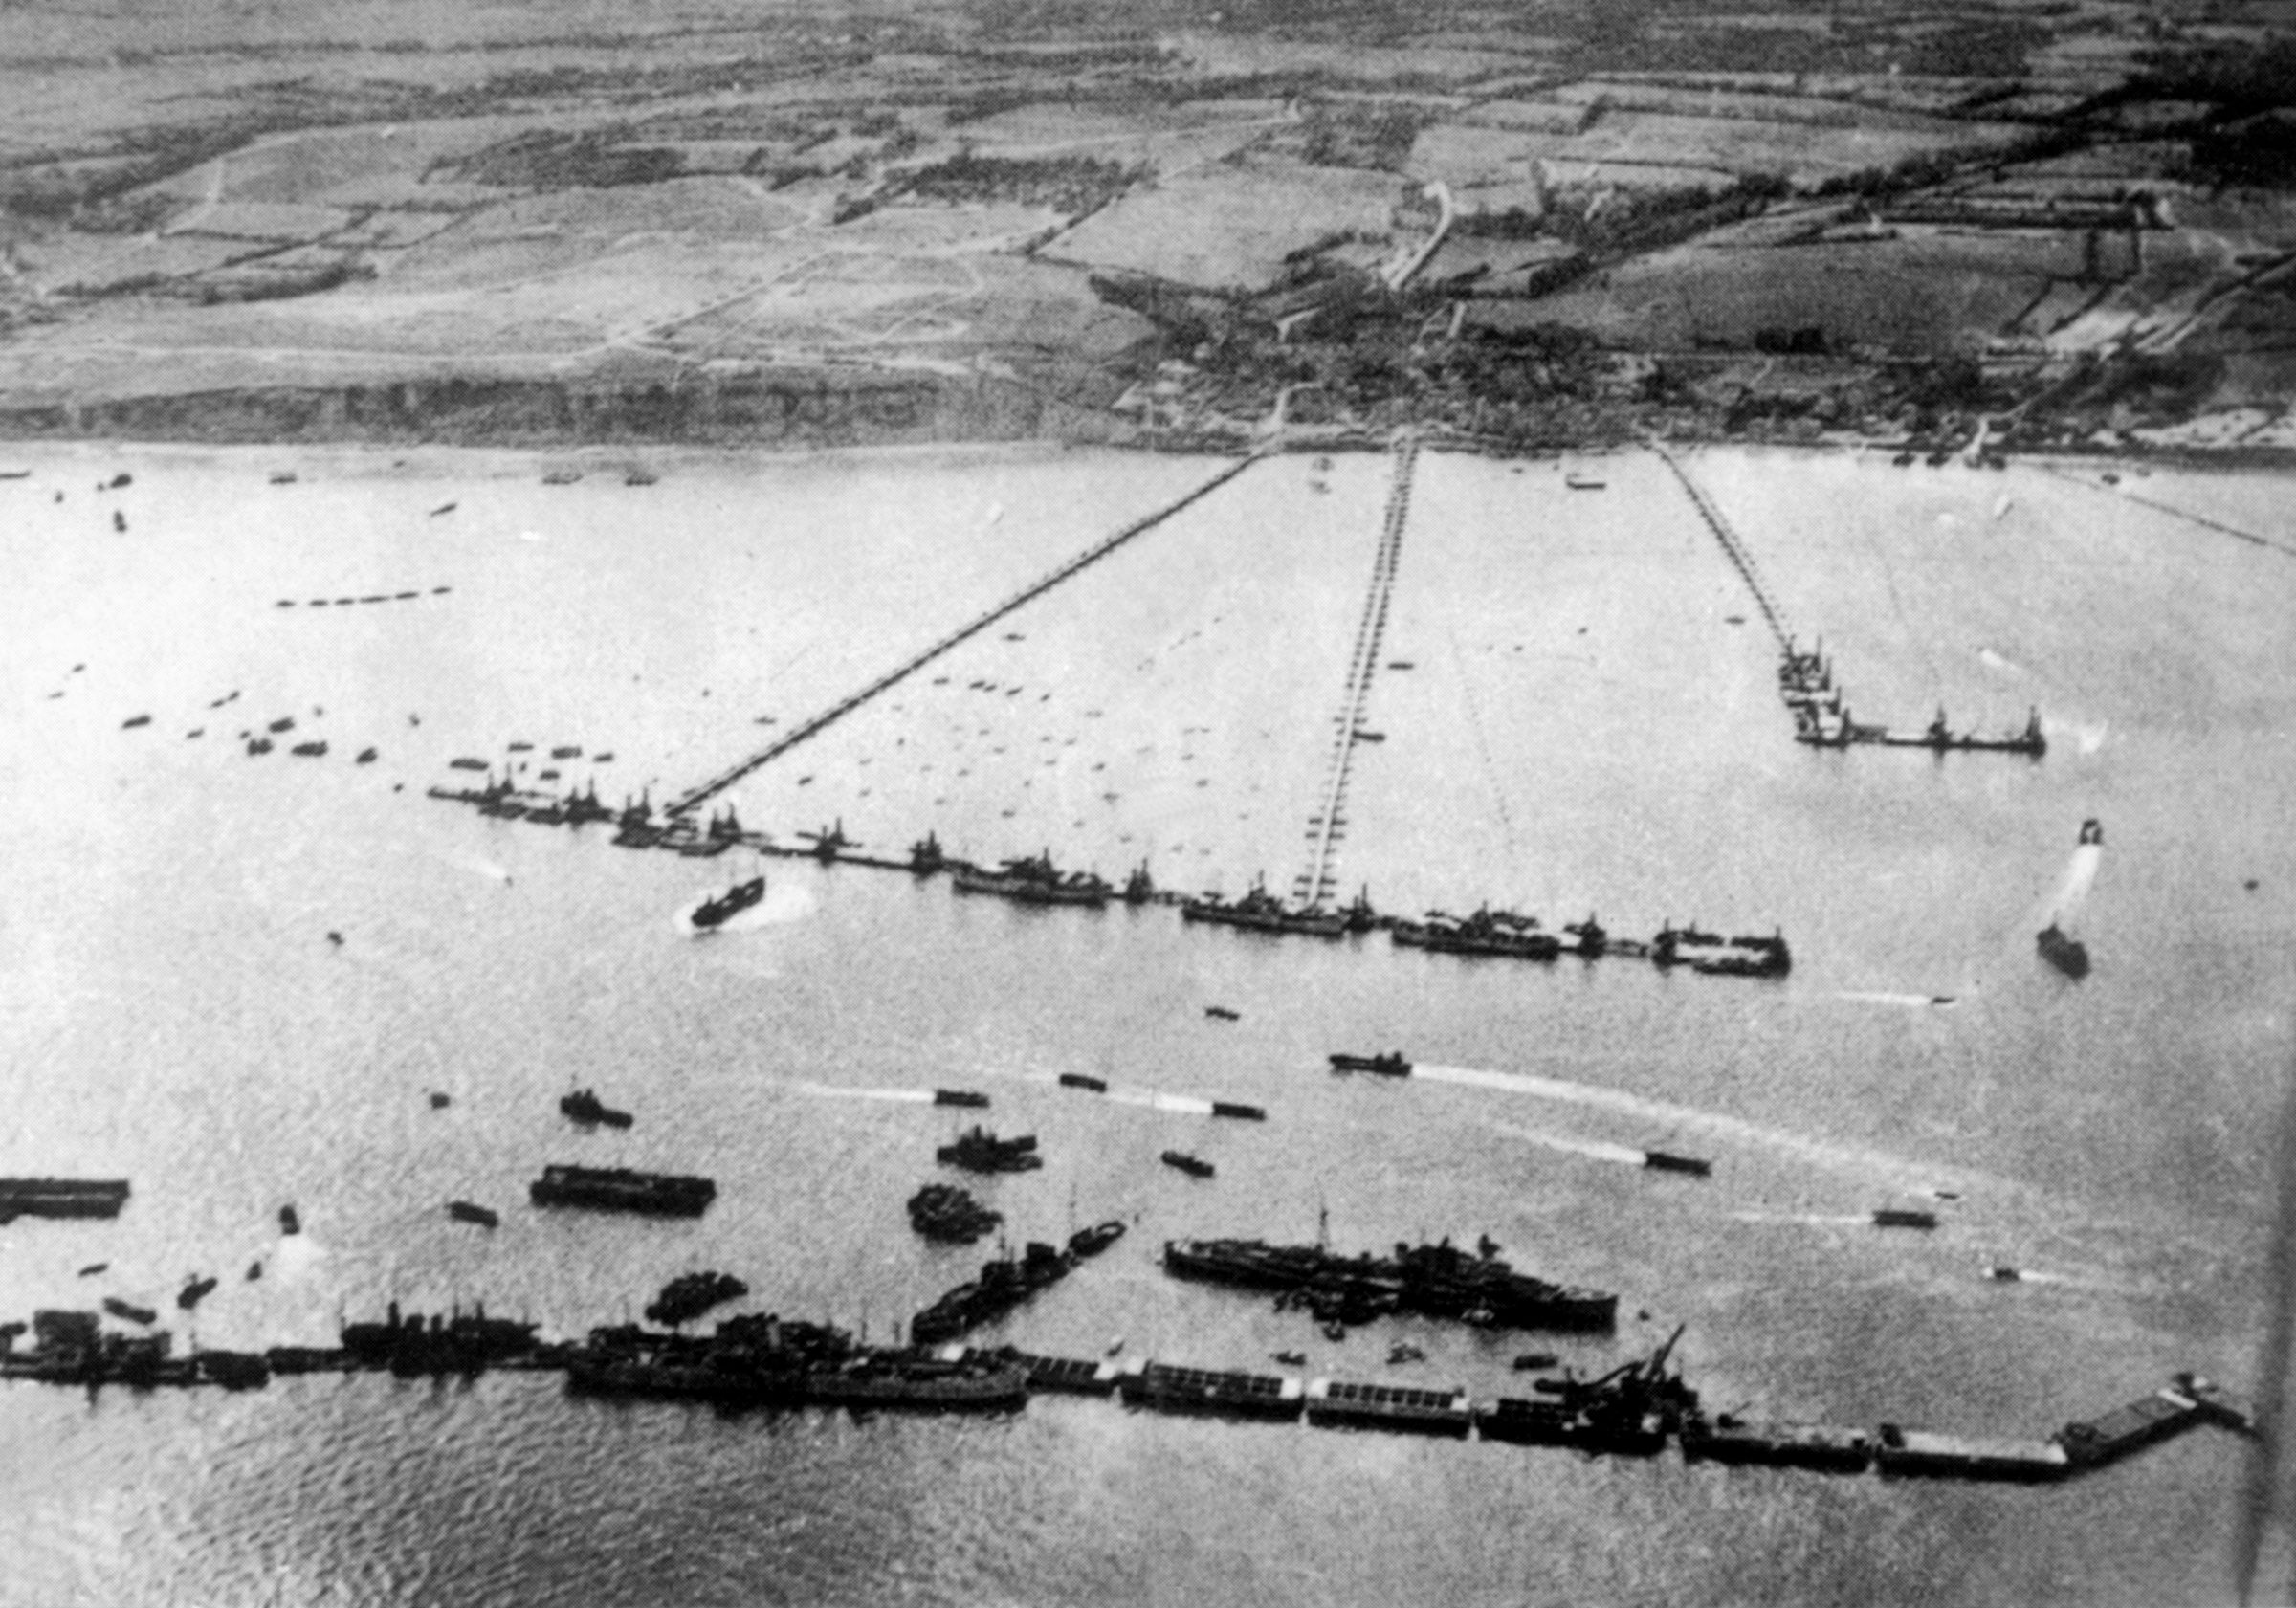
[1414,1063,1978,1191]
[793,1084,936,1104]
[1109,1090,1217,1116]
[1492,1122,1645,1168]
[1728,1211,1873,1227]
[1835,991,1958,1009]
[2047,842,2104,923]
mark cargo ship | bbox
[528,1165,716,1216]
[909,1242,1073,1344]
[1162,1235,1617,1332]
[691,873,764,931]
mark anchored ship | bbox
[1163,1235,1617,1332]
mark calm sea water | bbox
[0,441,2289,1607]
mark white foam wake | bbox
[1413,1063,1972,1190]
[1491,1122,1645,1168]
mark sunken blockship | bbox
[428,779,1795,986]
[1162,1236,1619,1333]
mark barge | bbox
[1304,1378,1473,1437]
[0,1178,130,1222]
[528,1165,716,1217]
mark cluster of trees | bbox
[440,129,685,189]
[900,152,1140,215]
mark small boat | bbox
[933,1089,990,1109]
[1272,1350,1307,1366]
[103,1297,158,1326]
[246,1262,262,1281]
[1059,1073,1108,1093]
[447,1201,499,1228]
[1160,1150,1215,1179]
[561,1089,634,1129]
[1872,1208,1938,1230]
[449,757,489,771]
[2037,922,2089,980]
[2079,818,2103,846]
[551,746,582,760]
[290,740,327,758]
[1643,1150,1711,1177]
[268,717,296,734]
[1985,1265,2021,1282]
[1204,1005,1241,1022]
[78,1263,109,1278]
[1565,473,1607,490]
[269,472,298,485]
[121,714,151,729]
[1386,1342,1425,1365]
[507,741,533,752]
[429,1091,452,1109]
[279,1204,300,1235]
[1512,1352,1559,1372]
[1328,1050,1411,1076]
[246,737,273,756]
[355,747,377,764]
[177,1275,219,1310]
[1210,1100,1267,1121]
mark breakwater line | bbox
[665,452,1263,818]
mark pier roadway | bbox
[664,450,1265,819]
[1645,438,1798,658]
[1292,432,1415,910]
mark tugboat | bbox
[936,1127,1043,1175]
[907,1183,1003,1243]
[446,1200,500,1228]
[932,1089,990,1109]
[177,1275,219,1310]
[1160,1150,1216,1179]
[560,1088,634,1129]
[2037,922,2089,980]
[691,872,765,932]
[1872,1208,1939,1230]
[1328,1050,1411,1076]
[102,1297,159,1326]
